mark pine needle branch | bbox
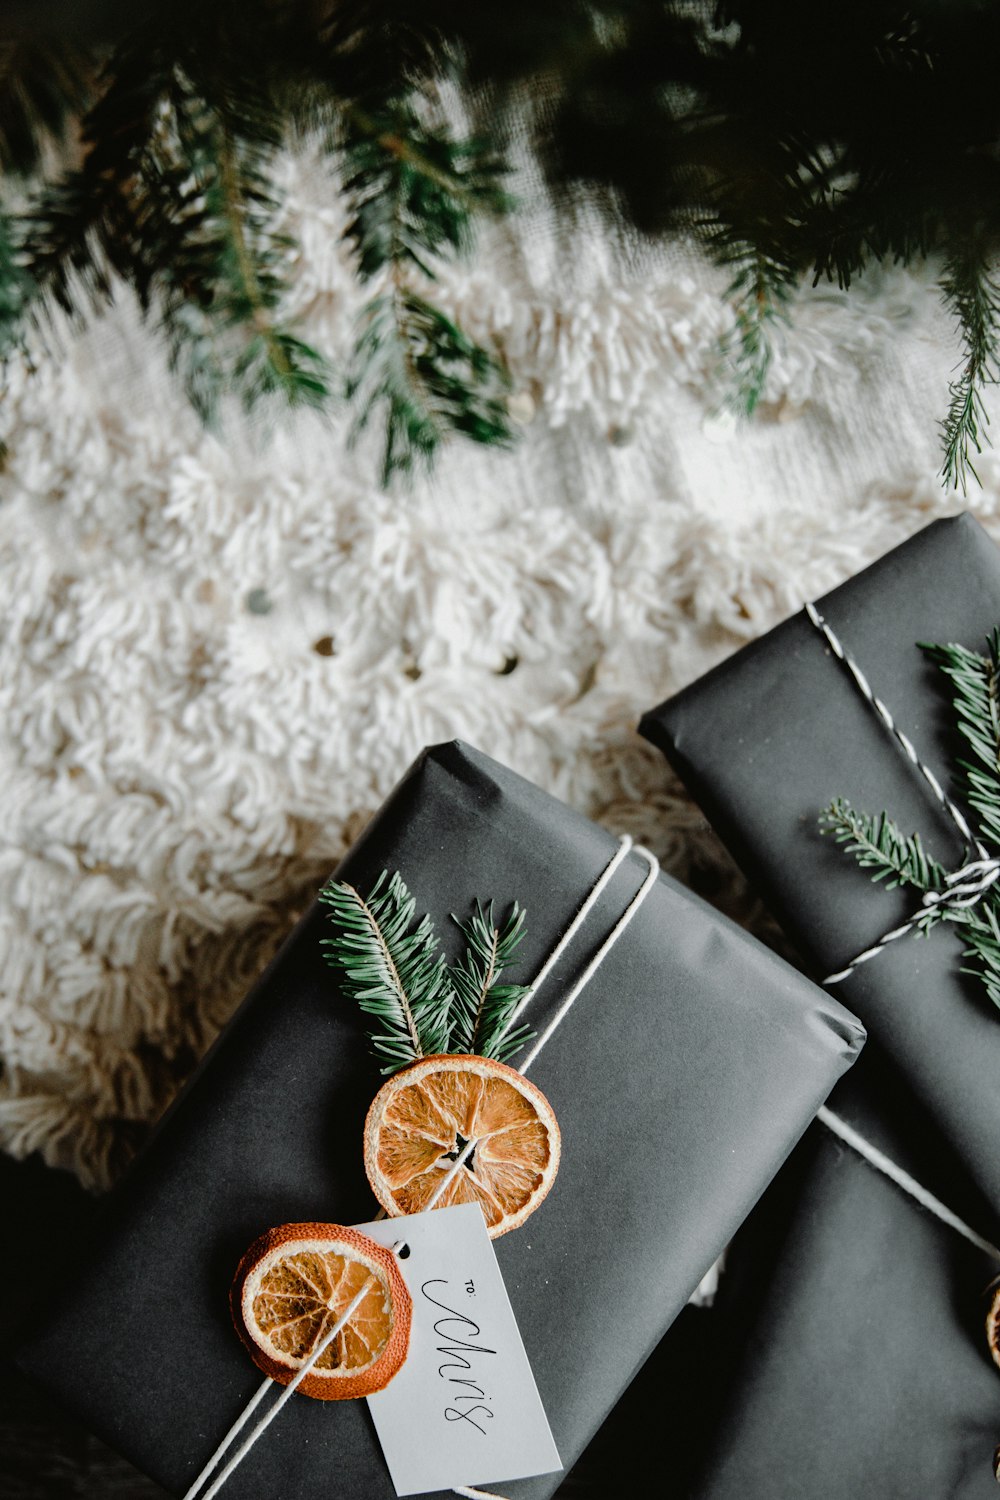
[340,96,513,482]
[149,72,330,421]
[0,34,95,176]
[449,900,534,1063]
[922,632,1000,848]
[938,245,1000,494]
[712,236,796,417]
[319,871,454,1073]
[820,798,949,916]
[957,896,1000,1011]
[17,28,172,324]
[0,207,29,358]
[347,288,510,485]
[342,102,513,280]
[14,26,329,422]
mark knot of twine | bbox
[806,602,1000,986]
[925,858,1000,908]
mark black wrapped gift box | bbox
[16,741,863,1500]
[576,1051,1000,1499]
[701,1167,998,1497]
[686,1064,1000,1500]
[641,512,1000,1220]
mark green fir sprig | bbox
[449,900,534,1062]
[938,247,1000,494]
[717,244,796,419]
[150,76,331,421]
[319,871,455,1071]
[340,98,513,480]
[346,290,510,486]
[921,630,1000,843]
[819,799,949,897]
[320,870,532,1072]
[822,631,1000,1005]
[957,903,1000,1011]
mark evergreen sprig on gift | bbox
[319,872,455,1070]
[320,871,534,1071]
[820,801,949,902]
[922,630,1000,843]
[449,900,533,1062]
[821,631,1000,1004]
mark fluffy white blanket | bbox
[3,144,999,1188]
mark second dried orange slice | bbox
[363,1053,561,1238]
[231,1222,412,1399]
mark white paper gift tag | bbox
[360,1203,562,1497]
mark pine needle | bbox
[150,74,330,421]
[820,798,948,928]
[319,871,454,1073]
[346,289,511,485]
[716,242,796,418]
[823,630,1000,995]
[341,100,513,483]
[959,901,1000,1011]
[922,633,1000,847]
[449,900,534,1062]
[939,246,1000,494]
[342,104,513,282]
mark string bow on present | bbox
[807,601,1000,1482]
[810,604,1000,998]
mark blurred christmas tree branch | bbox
[341,97,514,480]
[2,1,1000,487]
[939,243,1000,493]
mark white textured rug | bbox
[4,142,1000,1189]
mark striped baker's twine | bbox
[805,602,1000,985]
[805,602,984,853]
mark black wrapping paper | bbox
[641,512,1000,1220]
[575,1051,1000,1499]
[683,1076,1000,1500]
[16,741,863,1500]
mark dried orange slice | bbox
[987,1281,1000,1371]
[230,1222,411,1400]
[363,1054,561,1239]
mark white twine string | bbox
[818,1106,1000,1262]
[805,602,984,853]
[822,857,1000,984]
[184,837,659,1500]
[515,844,660,1074]
[805,602,1000,984]
[184,1273,383,1500]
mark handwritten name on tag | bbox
[361,1204,562,1497]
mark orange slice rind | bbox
[987,1281,1000,1371]
[231,1222,412,1400]
[364,1054,561,1239]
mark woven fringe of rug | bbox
[3,140,1000,1191]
